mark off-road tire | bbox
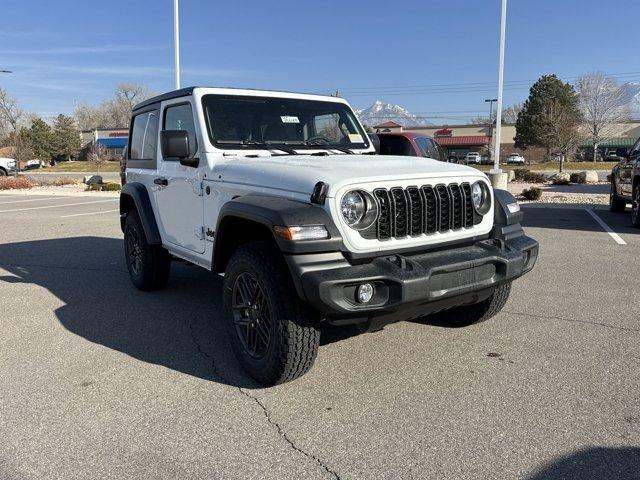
[223,241,320,386]
[632,184,640,228]
[123,210,171,291]
[609,179,627,212]
[435,282,512,328]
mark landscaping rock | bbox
[83,175,103,185]
[578,170,599,184]
[550,172,570,184]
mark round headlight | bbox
[471,181,491,215]
[340,190,378,230]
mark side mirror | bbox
[161,130,190,159]
[368,133,380,154]
[615,147,629,159]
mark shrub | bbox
[0,176,34,190]
[521,186,543,200]
[552,178,570,185]
[85,182,121,192]
[570,173,585,184]
[513,169,546,183]
[85,183,101,191]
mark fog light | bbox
[356,283,374,303]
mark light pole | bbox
[173,0,181,89]
[492,0,507,176]
[484,98,497,122]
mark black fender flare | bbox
[491,189,525,241]
[120,182,162,244]
[213,195,343,266]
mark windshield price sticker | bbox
[280,116,300,124]
[348,133,363,143]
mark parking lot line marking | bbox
[60,209,119,218]
[585,208,626,245]
[0,199,117,213]
[0,197,64,205]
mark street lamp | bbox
[484,98,498,122]
[173,0,181,89]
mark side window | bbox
[630,140,640,159]
[164,103,197,157]
[313,113,345,143]
[129,111,158,160]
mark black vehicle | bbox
[609,138,640,227]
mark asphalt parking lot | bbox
[1,193,639,480]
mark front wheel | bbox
[433,282,512,328]
[632,185,640,228]
[610,179,627,213]
[223,242,320,385]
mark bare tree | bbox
[74,83,154,130]
[87,142,110,174]
[575,72,630,162]
[0,88,25,136]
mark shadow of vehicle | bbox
[525,447,640,480]
[0,236,374,388]
[542,183,609,195]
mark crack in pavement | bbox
[187,318,340,480]
[504,309,640,333]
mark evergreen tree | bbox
[25,118,55,160]
[52,114,81,161]
[515,75,582,168]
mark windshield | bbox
[201,94,369,152]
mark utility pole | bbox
[484,98,497,122]
[173,0,181,90]
[489,0,508,188]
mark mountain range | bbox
[354,100,430,128]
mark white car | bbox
[0,157,18,176]
[119,86,538,385]
[506,153,526,165]
[464,152,482,164]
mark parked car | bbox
[25,159,46,170]
[610,139,640,227]
[118,86,538,385]
[464,152,482,164]
[0,157,18,176]
[506,153,526,165]
[376,132,450,161]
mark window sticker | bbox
[348,133,363,143]
[280,116,300,124]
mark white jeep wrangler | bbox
[120,87,538,385]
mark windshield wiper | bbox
[279,140,355,154]
[216,140,296,155]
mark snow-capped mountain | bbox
[621,82,640,117]
[354,100,430,127]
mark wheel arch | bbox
[120,182,162,244]
[212,195,343,273]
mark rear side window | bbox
[164,103,198,158]
[129,110,159,160]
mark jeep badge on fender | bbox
[119,87,538,386]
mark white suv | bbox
[0,157,18,176]
[120,87,538,385]
[464,152,481,164]
[506,153,526,165]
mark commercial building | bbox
[80,128,128,159]
[374,120,640,162]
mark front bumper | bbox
[4,164,18,175]
[287,234,538,323]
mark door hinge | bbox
[192,181,204,196]
[194,225,205,240]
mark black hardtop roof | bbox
[131,86,340,112]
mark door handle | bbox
[154,178,168,186]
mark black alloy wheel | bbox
[231,272,272,359]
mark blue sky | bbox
[1,0,639,123]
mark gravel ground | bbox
[507,182,610,205]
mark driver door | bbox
[153,100,205,254]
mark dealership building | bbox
[373,120,640,162]
[80,128,128,159]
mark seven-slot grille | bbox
[361,183,477,240]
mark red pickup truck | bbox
[375,132,454,162]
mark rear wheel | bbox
[123,210,171,290]
[632,184,640,228]
[223,241,320,385]
[0,168,6,176]
[434,282,511,328]
[610,178,627,212]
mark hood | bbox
[214,154,484,197]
